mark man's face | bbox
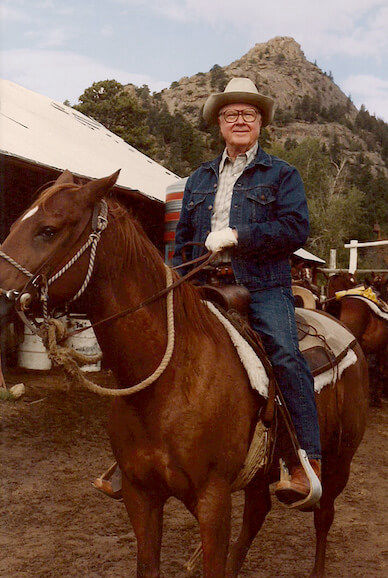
[218,102,262,151]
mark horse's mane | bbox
[106,198,220,341]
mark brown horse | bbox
[339,296,388,405]
[324,273,387,404]
[323,272,357,317]
[325,272,357,299]
[0,171,368,577]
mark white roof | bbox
[0,79,180,202]
[293,248,326,264]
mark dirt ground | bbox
[0,368,386,577]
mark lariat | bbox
[38,266,175,397]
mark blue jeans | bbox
[249,286,321,459]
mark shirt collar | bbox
[219,141,259,173]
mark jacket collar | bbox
[203,143,273,173]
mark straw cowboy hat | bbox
[203,77,275,127]
[291,285,317,309]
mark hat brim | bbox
[203,91,275,127]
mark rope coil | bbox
[39,265,175,397]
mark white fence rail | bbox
[321,239,388,275]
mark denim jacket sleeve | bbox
[172,176,194,272]
[236,164,309,261]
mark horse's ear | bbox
[80,170,121,205]
[56,170,75,184]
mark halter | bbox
[0,200,108,326]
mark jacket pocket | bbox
[187,191,208,226]
[245,186,276,222]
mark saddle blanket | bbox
[206,302,357,397]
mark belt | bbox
[214,264,234,277]
[206,263,236,286]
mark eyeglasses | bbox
[218,108,259,123]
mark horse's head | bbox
[0,169,120,318]
[326,272,356,298]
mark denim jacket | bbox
[172,145,310,290]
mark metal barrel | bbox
[164,178,187,264]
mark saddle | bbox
[199,283,353,380]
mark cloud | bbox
[113,0,388,59]
[25,28,68,48]
[0,49,170,103]
[342,74,388,121]
[0,0,28,21]
[101,25,114,37]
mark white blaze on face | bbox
[21,206,39,222]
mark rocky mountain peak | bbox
[249,36,305,61]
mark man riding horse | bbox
[95,77,322,507]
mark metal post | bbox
[329,249,336,275]
[348,240,358,274]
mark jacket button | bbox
[213,184,217,188]
[261,195,265,200]
[188,201,194,206]
[208,204,213,210]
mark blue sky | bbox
[1,0,387,121]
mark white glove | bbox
[205,227,238,253]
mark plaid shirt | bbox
[211,142,258,261]
[212,141,258,232]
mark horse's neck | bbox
[84,227,168,384]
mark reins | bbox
[68,249,216,338]
[38,252,216,396]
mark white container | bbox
[66,316,102,372]
[18,322,52,370]
[18,316,101,372]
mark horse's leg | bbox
[121,475,165,578]
[368,354,382,407]
[310,462,351,578]
[226,480,271,577]
[196,476,232,578]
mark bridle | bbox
[0,200,108,330]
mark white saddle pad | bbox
[206,302,357,397]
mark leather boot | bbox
[275,459,321,505]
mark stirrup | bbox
[279,449,322,511]
[92,462,123,501]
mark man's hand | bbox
[205,227,238,253]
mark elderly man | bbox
[172,77,321,506]
[94,78,321,507]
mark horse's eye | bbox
[38,227,57,240]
